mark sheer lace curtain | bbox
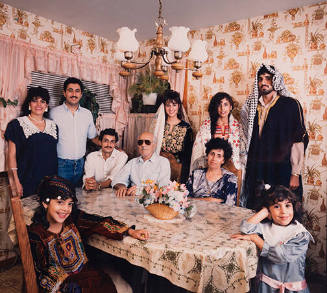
[0,34,128,171]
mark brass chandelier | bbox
[115,0,208,80]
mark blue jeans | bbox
[58,158,84,187]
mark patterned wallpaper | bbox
[0,0,326,276]
[0,1,116,63]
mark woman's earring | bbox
[28,105,31,111]
[45,107,48,112]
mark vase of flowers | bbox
[137,180,196,220]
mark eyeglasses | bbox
[137,139,152,146]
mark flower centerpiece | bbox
[137,180,196,220]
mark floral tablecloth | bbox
[16,189,258,293]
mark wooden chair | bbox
[223,159,242,207]
[7,171,38,293]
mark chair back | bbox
[223,160,242,206]
[7,171,38,293]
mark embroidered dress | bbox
[186,168,237,206]
[240,220,313,293]
[190,114,241,172]
[161,120,193,183]
[28,210,130,293]
[4,116,58,197]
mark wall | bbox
[0,2,116,63]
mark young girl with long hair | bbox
[28,175,149,292]
[232,184,313,292]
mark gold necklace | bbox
[28,114,45,123]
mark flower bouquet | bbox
[137,180,196,220]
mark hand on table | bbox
[128,229,149,241]
[231,233,252,241]
[231,233,264,250]
[127,186,137,196]
[84,177,97,190]
[114,184,136,197]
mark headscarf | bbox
[37,175,77,204]
[240,64,293,153]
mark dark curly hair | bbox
[205,137,233,162]
[255,183,303,224]
[20,87,50,118]
[31,175,78,229]
[162,90,184,120]
[99,128,118,142]
[208,92,234,137]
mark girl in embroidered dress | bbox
[231,184,313,293]
[5,87,58,197]
[153,90,193,183]
[190,92,241,173]
[29,175,149,293]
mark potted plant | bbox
[128,70,169,113]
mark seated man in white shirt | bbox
[112,132,171,197]
[83,128,128,191]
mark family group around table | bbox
[5,64,313,292]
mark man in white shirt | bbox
[50,77,98,186]
[112,132,171,197]
[83,128,128,191]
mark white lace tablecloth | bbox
[17,189,258,293]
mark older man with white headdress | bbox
[240,64,308,208]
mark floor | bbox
[0,263,325,292]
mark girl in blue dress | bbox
[232,184,313,293]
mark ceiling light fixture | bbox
[115,0,208,80]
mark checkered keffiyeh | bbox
[240,64,293,153]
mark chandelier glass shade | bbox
[115,0,207,80]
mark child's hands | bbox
[231,233,252,241]
[231,233,264,250]
[128,229,149,241]
[247,207,270,224]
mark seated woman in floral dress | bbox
[186,138,237,205]
[154,90,193,183]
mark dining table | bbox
[16,188,258,293]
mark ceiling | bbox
[3,0,321,41]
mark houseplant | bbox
[137,180,196,220]
[129,70,169,113]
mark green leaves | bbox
[0,97,18,108]
[128,70,169,96]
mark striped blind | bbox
[27,71,113,113]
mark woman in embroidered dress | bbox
[186,138,237,205]
[154,90,193,183]
[5,87,58,197]
[28,175,149,293]
[190,92,240,172]
[231,184,313,293]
